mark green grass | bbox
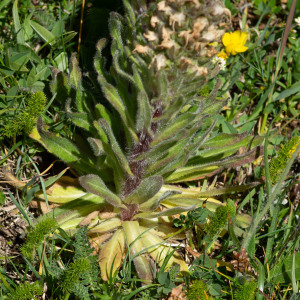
[0,0,299,299]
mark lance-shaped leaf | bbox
[160,183,261,202]
[95,104,113,126]
[156,69,168,99]
[94,39,109,74]
[144,135,190,172]
[145,146,190,177]
[122,0,136,28]
[139,190,181,212]
[140,219,185,239]
[59,217,86,232]
[89,218,121,234]
[41,198,103,227]
[36,118,98,175]
[97,119,134,177]
[65,99,94,132]
[87,137,104,157]
[132,64,147,95]
[94,120,109,144]
[166,146,264,183]
[109,13,125,56]
[134,205,195,220]
[196,182,261,197]
[79,174,126,208]
[69,53,82,90]
[30,20,55,46]
[140,228,189,272]
[136,91,152,132]
[124,45,148,69]
[99,229,125,281]
[13,0,25,44]
[151,113,197,147]
[202,132,248,148]
[98,75,128,125]
[123,221,154,281]
[123,176,163,205]
[35,177,88,204]
[159,184,223,210]
[135,130,188,162]
[94,44,137,143]
[113,50,135,85]
[154,97,185,126]
[216,146,264,169]
[187,118,218,155]
[194,135,263,161]
[148,149,190,177]
[165,164,219,183]
[162,196,222,212]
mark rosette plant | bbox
[30,0,263,281]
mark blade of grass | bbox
[77,0,85,57]
[6,187,32,226]
[242,142,300,251]
[291,248,297,294]
[123,284,158,300]
[22,257,42,279]
[260,0,297,134]
[265,198,281,262]
[256,258,265,300]
[0,141,23,165]
[0,270,13,291]
[24,153,49,210]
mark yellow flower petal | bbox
[236,46,248,53]
[225,44,235,56]
[222,30,248,56]
[217,51,228,60]
[222,32,232,46]
[240,31,247,45]
[231,30,242,41]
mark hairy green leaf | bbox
[97,119,133,177]
[134,205,195,219]
[37,118,98,175]
[89,218,121,234]
[123,176,163,205]
[79,174,125,208]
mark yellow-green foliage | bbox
[187,280,211,300]
[205,200,236,237]
[3,91,47,137]
[233,280,256,300]
[7,281,43,300]
[20,217,57,258]
[269,136,300,185]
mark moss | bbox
[3,91,47,137]
[7,281,43,300]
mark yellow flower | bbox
[222,31,248,56]
[217,50,229,61]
